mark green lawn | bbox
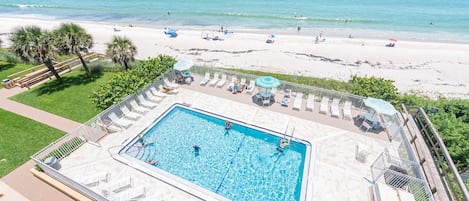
[0,61,33,88]
[10,71,115,123]
[0,109,65,177]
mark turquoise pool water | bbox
[122,105,309,201]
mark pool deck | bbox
[58,75,394,201]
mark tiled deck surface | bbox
[58,75,394,201]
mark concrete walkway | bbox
[0,87,80,201]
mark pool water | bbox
[123,105,309,201]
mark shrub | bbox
[348,75,400,105]
[90,55,175,109]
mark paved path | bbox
[0,87,79,201]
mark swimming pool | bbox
[116,103,311,201]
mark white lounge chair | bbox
[319,96,330,114]
[209,73,220,86]
[109,185,146,201]
[101,176,133,195]
[226,76,238,90]
[331,98,341,118]
[141,193,162,201]
[245,80,255,94]
[144,90,162,103]
[159,85,179,94]
[240,78,246,86]
[216,74,227,87]
[163,78,178,88]
[200,72,210,86]
[137,94,157,109]
[80,172,110,187]
[343,101,352,119]
[119,105,141,120]
[129,99,149,114]
[149,86,167,98]
[305,95,315,111]
[108,112,133,129]
[292,93,303,110]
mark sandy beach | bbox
[1,16,468,99]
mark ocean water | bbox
[1,0,469,43]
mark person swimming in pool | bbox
[225,120,232,130]
[147,159,160,165]
[275,138,290,154]
[193,145,201,156]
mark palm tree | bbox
[9,26,63,83]
[106,36,137,70]
[55,23,94,77]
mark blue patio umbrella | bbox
[173,60,194,71]
[255,76,281,89]
[363,97,397,116]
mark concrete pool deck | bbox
[57,76,393,201]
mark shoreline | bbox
[2,13,469,45]
[1,16,468,99]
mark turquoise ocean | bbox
[1,0,469,43]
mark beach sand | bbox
[1,16,468,99]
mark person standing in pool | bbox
[225,120,232,130]
[193,145,201,156]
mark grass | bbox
[0,109,65,177]
[10,71,115,123]
[0,61,33,88]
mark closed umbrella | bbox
[363,97,397,116]
[173,60,194,71]
[255,76,281,89]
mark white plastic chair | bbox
[305,94,315,111]
[137,94,157,109]
[144,90,162,103]
[149,86,167,98]
[129,99,149,114]
[292,93,303,110]
[245,80,255,94]
[163,78,178,88]
[209,72,220,86]
[319,96,330,114]
[331,98,341,118]
[109,185,146,201]
[216,74,227,87]
[80,172,110,187]
[119,105,141,120]
[343,101,352,119]
[108,112,133,129]
[200,72,210,86]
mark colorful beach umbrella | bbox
[255,76,281,89]
[173,60,194,71]
[363,97,397,116]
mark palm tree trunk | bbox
[44,58,63,83]
[76,50,92,77]
[124,61,129,70]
